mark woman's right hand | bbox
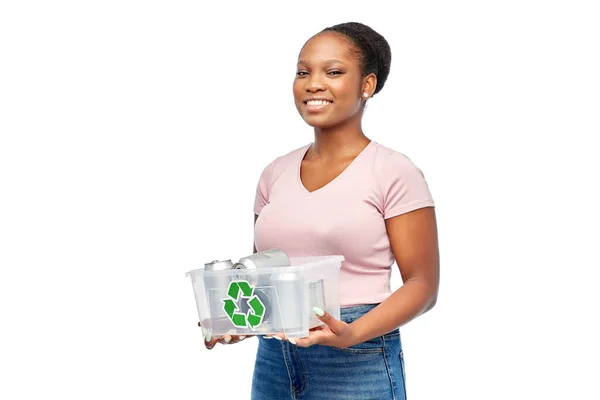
[198,322,250,350]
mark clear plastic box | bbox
[186,255,343,339]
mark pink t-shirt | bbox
[253,140,435,307]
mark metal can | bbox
[239,289,272,326]
[233,249,290,285]
[203,259,234,319]
[233,248,290,270]
[204,259,234,271]
[269,271,303,333]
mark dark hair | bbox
[321,22,391,95]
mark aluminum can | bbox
[233,248,290,270]
[204,259,234,271]
[203,259,234,319]
[239,289,272,327]
[233,249,290,285]
[269,271,303,332]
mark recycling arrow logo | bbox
[222,280,265,329]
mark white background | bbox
[1,1,599,399]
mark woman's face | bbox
[293,32,365,129]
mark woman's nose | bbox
[306,75,326,92]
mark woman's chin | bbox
[302,115,338,130]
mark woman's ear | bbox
[362,73,377,98]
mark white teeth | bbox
[307,100,331,106]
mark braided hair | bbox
[321,22,392,96]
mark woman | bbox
[204,22,439,399]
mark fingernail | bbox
[313,307,325,316]
[239,336,246,340]
[204,333,212,342]
[288,338,297,345]
[223,335,231,343]
[273,335,283,341]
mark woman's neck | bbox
[309,117,370,161]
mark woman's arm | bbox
[349,206,440,343]
[291,206,439,348]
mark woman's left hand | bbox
[272,307,358,349]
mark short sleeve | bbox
[253,158,277,216]
[379,153,435,219]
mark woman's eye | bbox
[296,71,308,77]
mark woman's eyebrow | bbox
[297,59,346,66]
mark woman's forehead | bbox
[297,32,356,65]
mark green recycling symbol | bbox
[222,280,265,329]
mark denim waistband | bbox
[340,303,379,321]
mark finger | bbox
[228,335,246,344]
[292,337,310,347]
[260,332,285,341]
[293,330,326,348]
[219,335,232,344]
[269,333,298,345]
[205,340,217,350]
[312,307,343,335]
[204,333,218,350]
[219,334,248,344]
[199,322,215,349]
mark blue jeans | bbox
[251,304,407,400]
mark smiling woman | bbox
[204,21,439,400]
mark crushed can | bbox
[233,249,290,329]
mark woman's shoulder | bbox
[261,143,310,169]
[369,141,435,214]
[370,141,421,172]
[257,143,310,180]
[278,143,311,163]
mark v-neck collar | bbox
[297,140,375,196]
